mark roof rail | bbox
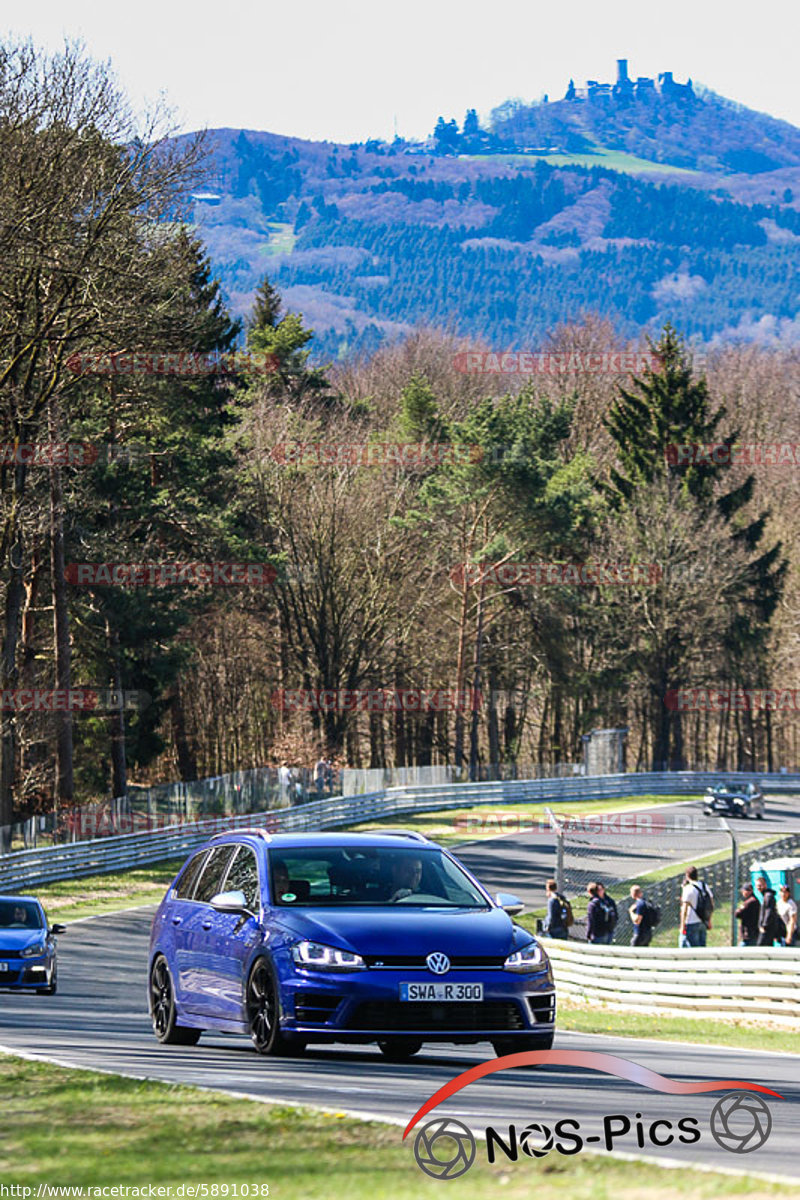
[209,827,272,842]
[372,828,430,843]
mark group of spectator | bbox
[735,876,797,946]
[276,757,337,806]
[539,865,798,949]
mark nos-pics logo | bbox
[406,1051,780,1179]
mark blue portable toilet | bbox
[749,858,800,902]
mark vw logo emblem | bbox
[426,952,451,975]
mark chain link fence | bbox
[549,809,800,946]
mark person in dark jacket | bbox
[735,883,760,946]
[586,881,617,944]
[629,885,652,947]
[755,875,780,946]
[543,878,569,939]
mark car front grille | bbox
[0,948,23,959]
[363,955,506,970]
[0,969,20,983]
[348,1000,525,1032]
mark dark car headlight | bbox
[20,942,46,958]
[291,940,366,971]
[504,941,547,972]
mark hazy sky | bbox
[3,0,799,143]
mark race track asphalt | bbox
[454,794,800,907]
[2,901,798,1182]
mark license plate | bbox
[0,963,7,972]
[399,982,483,1001]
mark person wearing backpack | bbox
[543,878,573,939]
[586,881,618,944]
[629,884,658,947]
[680,865,714,948]
[755,875,786,946]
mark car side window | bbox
[193,845,237,905]
[174,850,210,900]
[225,845,261,912]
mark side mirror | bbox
[210,890,252,916]
[51,924,66,935]
[495,892,524,916]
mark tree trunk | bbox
[49,404,74,807]
[105,615,128,799]
[0,463,28,846]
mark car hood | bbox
[272,905,526,957]
[710,790,746,801]
[0,929,45,952]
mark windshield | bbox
[0,900,43,929]
[267,845,489,908]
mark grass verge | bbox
[0,1055,785,1197]
[30,860,183,922]
[556,998,799,1054]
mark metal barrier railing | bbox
[1,770,799,891]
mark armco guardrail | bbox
[546,941,800,1027]
[1,770,799,892]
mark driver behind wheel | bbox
[389,856,423,901]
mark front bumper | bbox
[0,954,51,988]
[275,960,556,1041]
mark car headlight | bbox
[21,943,46,958]
[291,940,365,971]
[504,941,546,972]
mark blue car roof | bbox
[0,893,42,903]
[207,831,444,851]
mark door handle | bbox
[202,922,212,931]
[172,917,182,926]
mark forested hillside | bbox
[183,86,800,360]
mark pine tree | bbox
[602,325,787,767]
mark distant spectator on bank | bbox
[755,875,782,946]
[679,866,713,948]
[735,883,760,946]
[629,885,652,948]
[278,762,292,806]
[314,755,327,798]
[586,881,618,944]
[542,878,570,940]
[777,884,797,946]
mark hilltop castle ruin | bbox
[565,59,695,102]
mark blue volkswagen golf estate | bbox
[148,829,555,1059]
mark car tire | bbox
[149,955,202,1045]
[492,1033,554,1060]
[37,964,57,996]
[246,958,305,1057]
[377,1039,423,1061]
